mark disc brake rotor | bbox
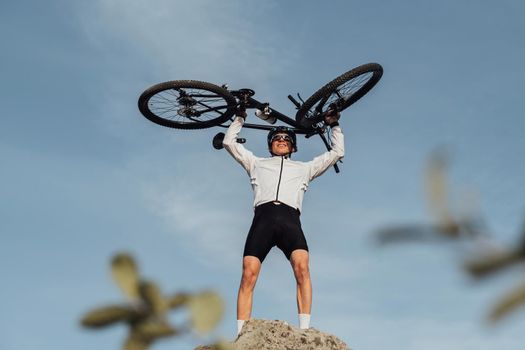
[176,92,200,118]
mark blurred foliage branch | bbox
[464,221,525,322]
[375,149,487,244]
[80,252,232,350]
[374,149,525,323]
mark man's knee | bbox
[293,261,310,282]
[241,267,258,286]
[291,251,310,283]
[241,256,261,289]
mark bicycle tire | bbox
[138,80,237,129]
[296,63,383,128]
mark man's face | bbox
[271,133,292,156]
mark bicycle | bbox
[138,62,383,173]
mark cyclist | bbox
[223,107,343,335]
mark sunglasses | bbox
[271,134,292,143]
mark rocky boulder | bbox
[195,319,350,350]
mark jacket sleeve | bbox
[306,126,345,181]
[223,117,257,173]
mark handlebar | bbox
[230,90,341,173]
[287,95,301,109]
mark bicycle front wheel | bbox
[138,80,237,129]
[296,63,383,128]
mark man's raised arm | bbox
[307,110,345,180]
[223,110,256,173]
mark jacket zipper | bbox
[275,156,284,201]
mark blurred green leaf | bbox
[123,336,149,350]
[81,305,139,328]
[139,281,168,316]
[134,321,178,340]
[167,293,190,309]
[465,251,522,278]
[111,253,140,301]
[490,280,525,322]
[426,150,455,232]
[187,291,224,334]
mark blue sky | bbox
[2,0,525,349]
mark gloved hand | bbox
[235,106,247,119]
[324,107,340,127]
[236,95,248,119]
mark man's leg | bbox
[290,249,312,329]
[236,255,262,334]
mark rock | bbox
[195,319,350,350]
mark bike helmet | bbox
[267,126,297,154]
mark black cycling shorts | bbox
[243,201,309,262]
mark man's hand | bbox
[324,108,340,127]
[236,95,249,119]
[236,105,247,119]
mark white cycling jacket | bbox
[223,117,344,212]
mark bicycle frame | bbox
[220,96,300,129]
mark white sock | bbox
[299,313,310,329]
[237,319,245,335]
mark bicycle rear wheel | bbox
[138,80,237,129]
[296,63,383,128]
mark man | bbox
[223,107,343,335]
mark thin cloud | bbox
[140,153,251,266]
[77,0,297,85]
